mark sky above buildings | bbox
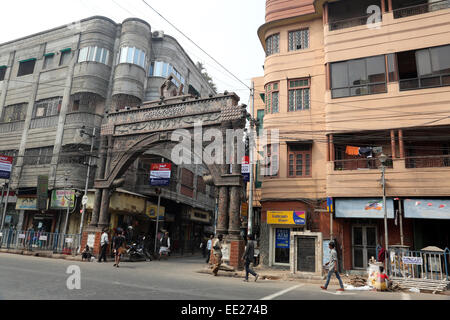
[0,0,265,105]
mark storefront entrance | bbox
[296,236,316,272]
[352,225,377,269]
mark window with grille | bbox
[288,29,309,51]
[265,33,280,56]
[263,144,279,177]
[288,79,310,111]
[288,144,312,177]
[33,97,62,118]
[23,146,53,165]
[265,82,279,114]
[1,103,26,122]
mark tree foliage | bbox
[196,62,217,93]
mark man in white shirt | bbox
[98,227,109,263]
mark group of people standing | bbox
[206,233,259,282]
[82,228,172,265]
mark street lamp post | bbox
[154,188,162,254]
[379,153,389,270]
[79,127,96,236]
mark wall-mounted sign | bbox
[335,198,394,219]
[267,211,306,225]
[149,163,172,186]
[404,199,450,219]
[50,190,75,209]
[275,228,290,248]
[87,234,95,248]
[16,197,38,210]
[242,156,250,182]
[190,209,210,223]
[241,202,248,217]
[0,155,13,179]
[37,175,48,210]
[145,201,165,220]
[402,256,423,265]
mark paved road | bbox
[0,253,449,300]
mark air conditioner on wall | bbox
[152,31,164,39]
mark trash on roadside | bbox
[344,284,373,291]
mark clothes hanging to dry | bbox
[359,147,373,158]
[345,146,360,156]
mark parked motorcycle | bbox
[126,239,147,262]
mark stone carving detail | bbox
[114,112,222,136]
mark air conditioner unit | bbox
[152,31,164,39]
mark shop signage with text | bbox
[0,155,13,179]
[267,211,306,225]
[149,163,172,186]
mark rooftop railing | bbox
[393,0,450,19]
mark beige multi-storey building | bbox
[0,16,216,252]
[253,0,450,273]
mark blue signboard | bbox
[275,228,290,249]
[149,163,171,186]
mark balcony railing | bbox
[65,112,103,127]
[393,0,450,19]
[329,14,373,31]
[406,155,450,168]
[399,74,450,91]
[29,115,59,129]
[334,158,393,171]
[0,120,24,133]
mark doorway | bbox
[352,225,377,269]
[297,236,316,272]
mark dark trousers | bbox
[99,244,108,262]
[206,250,211,263]
[245,260,257,280]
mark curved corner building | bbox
[254,0,450,273]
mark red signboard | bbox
[0,155,13,179]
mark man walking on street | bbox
[205,234,213,264]
[242,234,259,282]
[211,234,223,276]
[98,227,109,263]
[113,230,126,267]
[321,241,344,291]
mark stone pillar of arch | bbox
[216,121,232,236]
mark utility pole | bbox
[379,153,389,271]
[154,187,161,254]
[0,180,10,230]
[79,127,96,236]
[247,84,255,236]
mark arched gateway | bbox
[81,93,247,269]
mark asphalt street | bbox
[0,253,449,300]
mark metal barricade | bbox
[0,229,81,255]
[389,247,449,282]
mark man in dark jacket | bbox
[241,234,259,282]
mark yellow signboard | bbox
[241,202,248,217]
[145,201,165,219]
[267,211,306,225]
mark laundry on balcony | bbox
[359,147,373,158]
[345,145,360,156]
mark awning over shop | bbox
[404,199,450,219]
[335,198,394,219]
[85,188,147,215]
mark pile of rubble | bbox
[345,275,367,287]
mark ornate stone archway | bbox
[83,93,247,269]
